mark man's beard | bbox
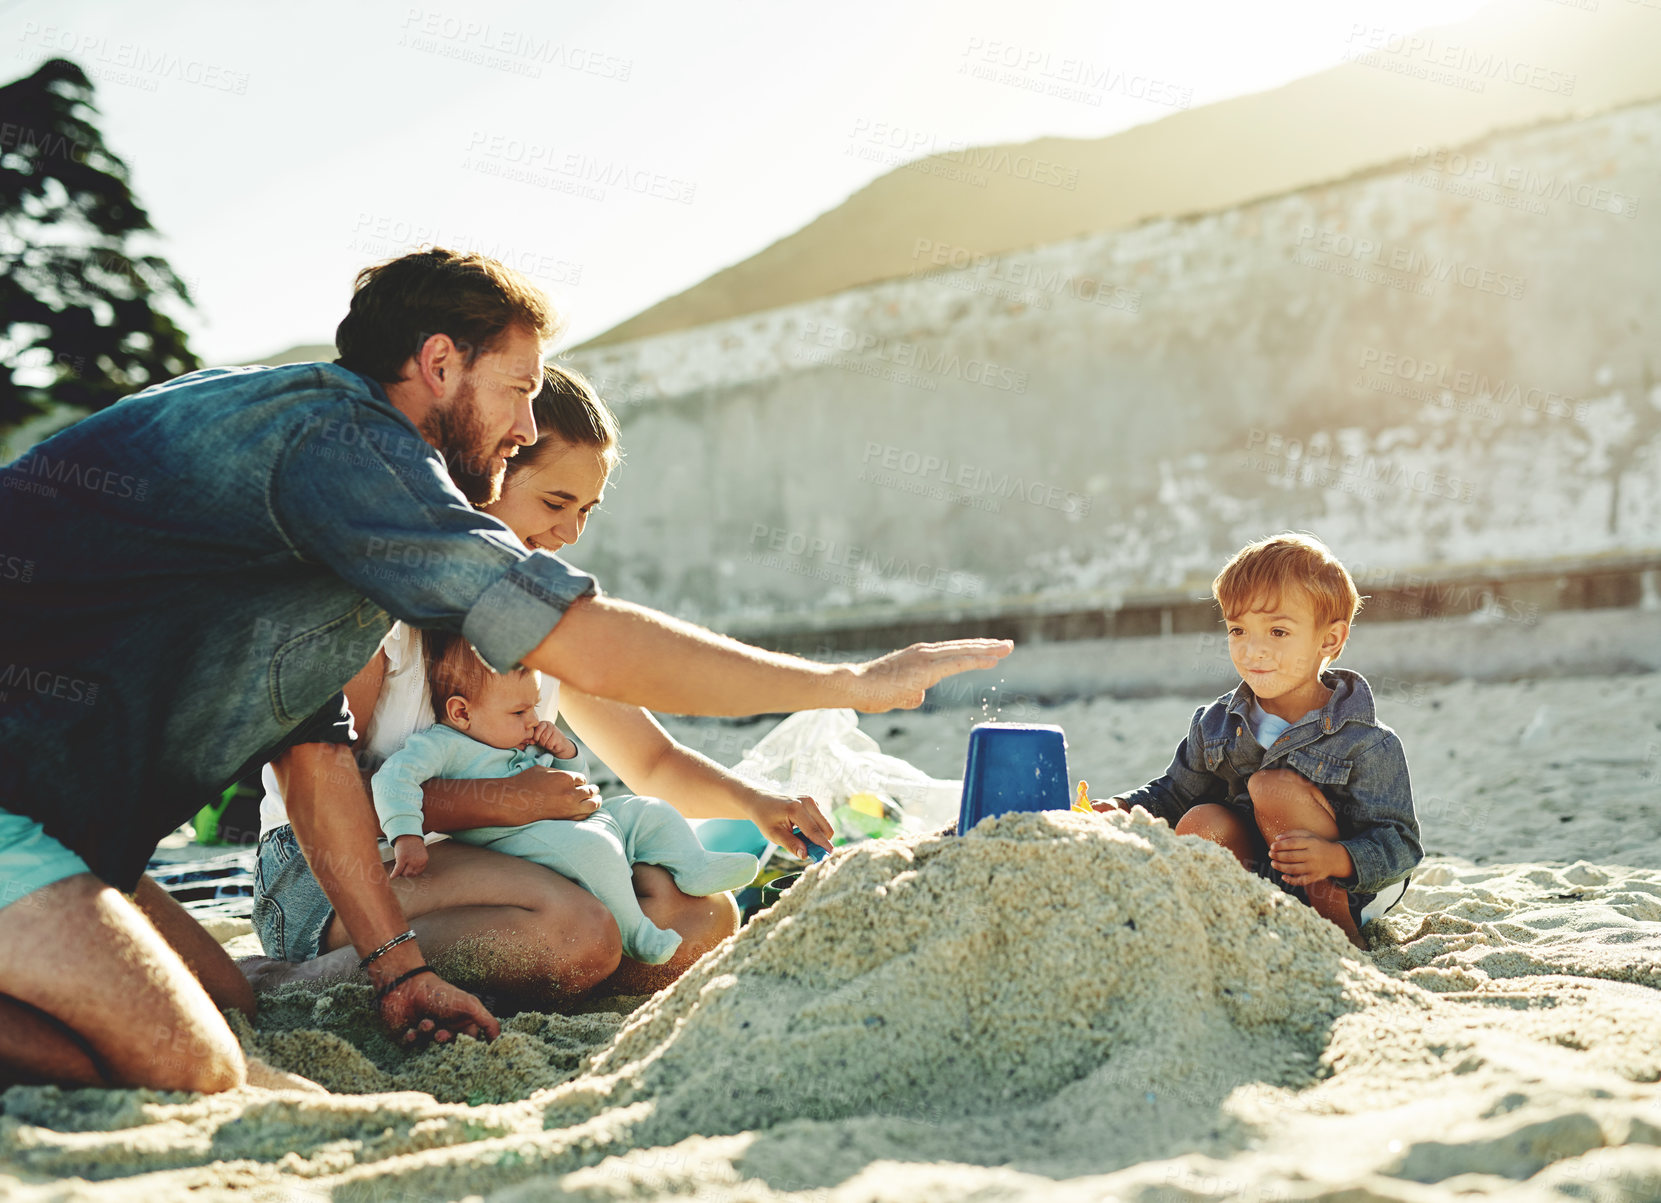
[421,377,510,505]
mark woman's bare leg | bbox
[599,864,739,996]
[243,841,622,1008]
[1248,769,1365,947]
[0,874,245,1092]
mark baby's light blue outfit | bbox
[372,724,759,964]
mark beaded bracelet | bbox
[358,928,417,970]
[373,965,435,1003]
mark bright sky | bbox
[3,0,1489,364]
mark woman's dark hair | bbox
[335,248,561,384]
[507,363,623,477]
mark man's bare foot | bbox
[244,1057,328,1093]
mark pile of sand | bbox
[0,810,1407,1195]
[4,792,1661,1201]
[539,808,1405,1150]
[226,805,1402,1134]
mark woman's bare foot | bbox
[237,954,356,993]
[236,955,292,993]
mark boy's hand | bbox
[390,834,428,878]
[533,720,579,760]
[1269,830,1354,887]
[1090,796,1133,815]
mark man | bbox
[0,248,1009,1092]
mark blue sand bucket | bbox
[957,723,1071,835]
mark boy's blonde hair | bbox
[424,630,531,720]
[1213,532,1363,635]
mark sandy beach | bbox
[2,670,1658,1202]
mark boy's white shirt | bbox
[258,622,562,841]
[1244,695,1295,749]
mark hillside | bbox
[583,0,1661,347]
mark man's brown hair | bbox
[336,248,561,384]
[1213,532,1363,634]
[424,629,531,721]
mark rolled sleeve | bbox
[1121,706,1224,825]
[463,552,601,673]
[371,732,446,842]
[272,396,598,672]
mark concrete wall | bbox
[565,100,1661,640]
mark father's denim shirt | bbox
[1120,668,1420,898]
[0,363,596,890]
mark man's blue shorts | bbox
[0,807,91,913]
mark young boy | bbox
[1103,533,1420,947]
[372,633,760,964]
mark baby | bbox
[371,632,760,964]
[1101,533,1421,947]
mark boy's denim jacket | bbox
[1120,667,1420,900]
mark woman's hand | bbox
[497,766,601,822]
[846,640,1013,712]
[375,966,500,1046]
[740,791,835,858]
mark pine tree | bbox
[0,57,198,430]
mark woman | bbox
[246,365,834,1005]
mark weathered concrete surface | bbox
[922,607,1661,710]
[565,99,1661,639]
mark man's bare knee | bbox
[173,1051,246,1094]
[131,1017,246,1093]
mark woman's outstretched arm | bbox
[558,687,833,856]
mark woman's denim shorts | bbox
[251,824,335,961]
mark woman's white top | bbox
[257,623,561,839]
